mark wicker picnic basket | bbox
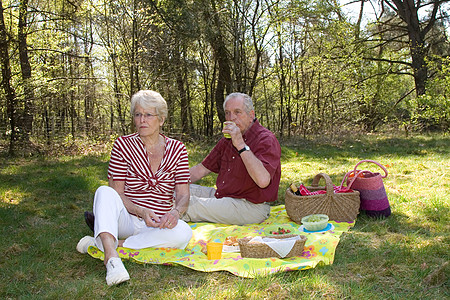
[285,173,360,223]
[238,234,307,258]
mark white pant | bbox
[92,186,192,251]
[182,184,271,225]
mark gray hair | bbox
[130,90,168,120]
[223,92,254,113]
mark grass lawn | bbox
[0,133,448,299]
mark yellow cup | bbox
[206,242,223,260]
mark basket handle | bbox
[353,160,388,178]
[311,173,335,196]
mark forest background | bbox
[0,0,449,156]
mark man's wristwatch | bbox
[238,145,250,154]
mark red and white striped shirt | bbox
[107,133,190,217]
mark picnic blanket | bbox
[87,205,355,278]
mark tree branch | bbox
[363,56,412,67]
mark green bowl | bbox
[301,214,329,231]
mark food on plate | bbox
[224,236,239,246]
[269,227,291,235]
[247,239,261,244]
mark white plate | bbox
[222,245,240,253]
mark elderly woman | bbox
[76,90,192,286]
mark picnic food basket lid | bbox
[285,173,360,223]
[238,234,307,259]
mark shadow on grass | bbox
[0,155,111,298]
[280,134,450,161]
[0,155,108,237]
[0,135,448,298]
[259,208,449,297]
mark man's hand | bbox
[224,121,246,150]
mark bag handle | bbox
[311,173,335,196]
[340,160,388,189]
[353,160,388,178]
[341,169,369,189]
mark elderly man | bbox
[182,92,281,225]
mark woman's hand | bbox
[160,183,189,230]
[140,208,161,228]
[158,209,179,229]
[158,181,189,229]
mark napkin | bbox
[248,235,301,258]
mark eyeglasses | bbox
[134,112,159,119]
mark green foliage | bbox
[0,0,449,155]
[410,57,450,131]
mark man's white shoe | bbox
[105,257,130,286]
[76,236,96,254]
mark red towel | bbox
[298,184,353,196]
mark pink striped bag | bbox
[341,160,391,218]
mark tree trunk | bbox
[277,29,285,137]
[83,17,95,136]
[130,10,136,96]
[18,0,34,145]
[105,2,126,135]
[204,0,232,123]
[198,40,214,136]
[410,36,427,97]
[175,44,189,134]
[214,46,232,123]
[0,0,18,154]
[112,53,127,135]
[385,0,440,97]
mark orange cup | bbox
[206,242,223,260]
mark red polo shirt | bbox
[202,119,281,204]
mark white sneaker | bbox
[76,236,96,254]
[105,257,130,286]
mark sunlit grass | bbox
[0,133,448,298]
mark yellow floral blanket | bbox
[87,205,354,278]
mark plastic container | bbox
[301,214,329,231]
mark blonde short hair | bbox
[131,90,168,121]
